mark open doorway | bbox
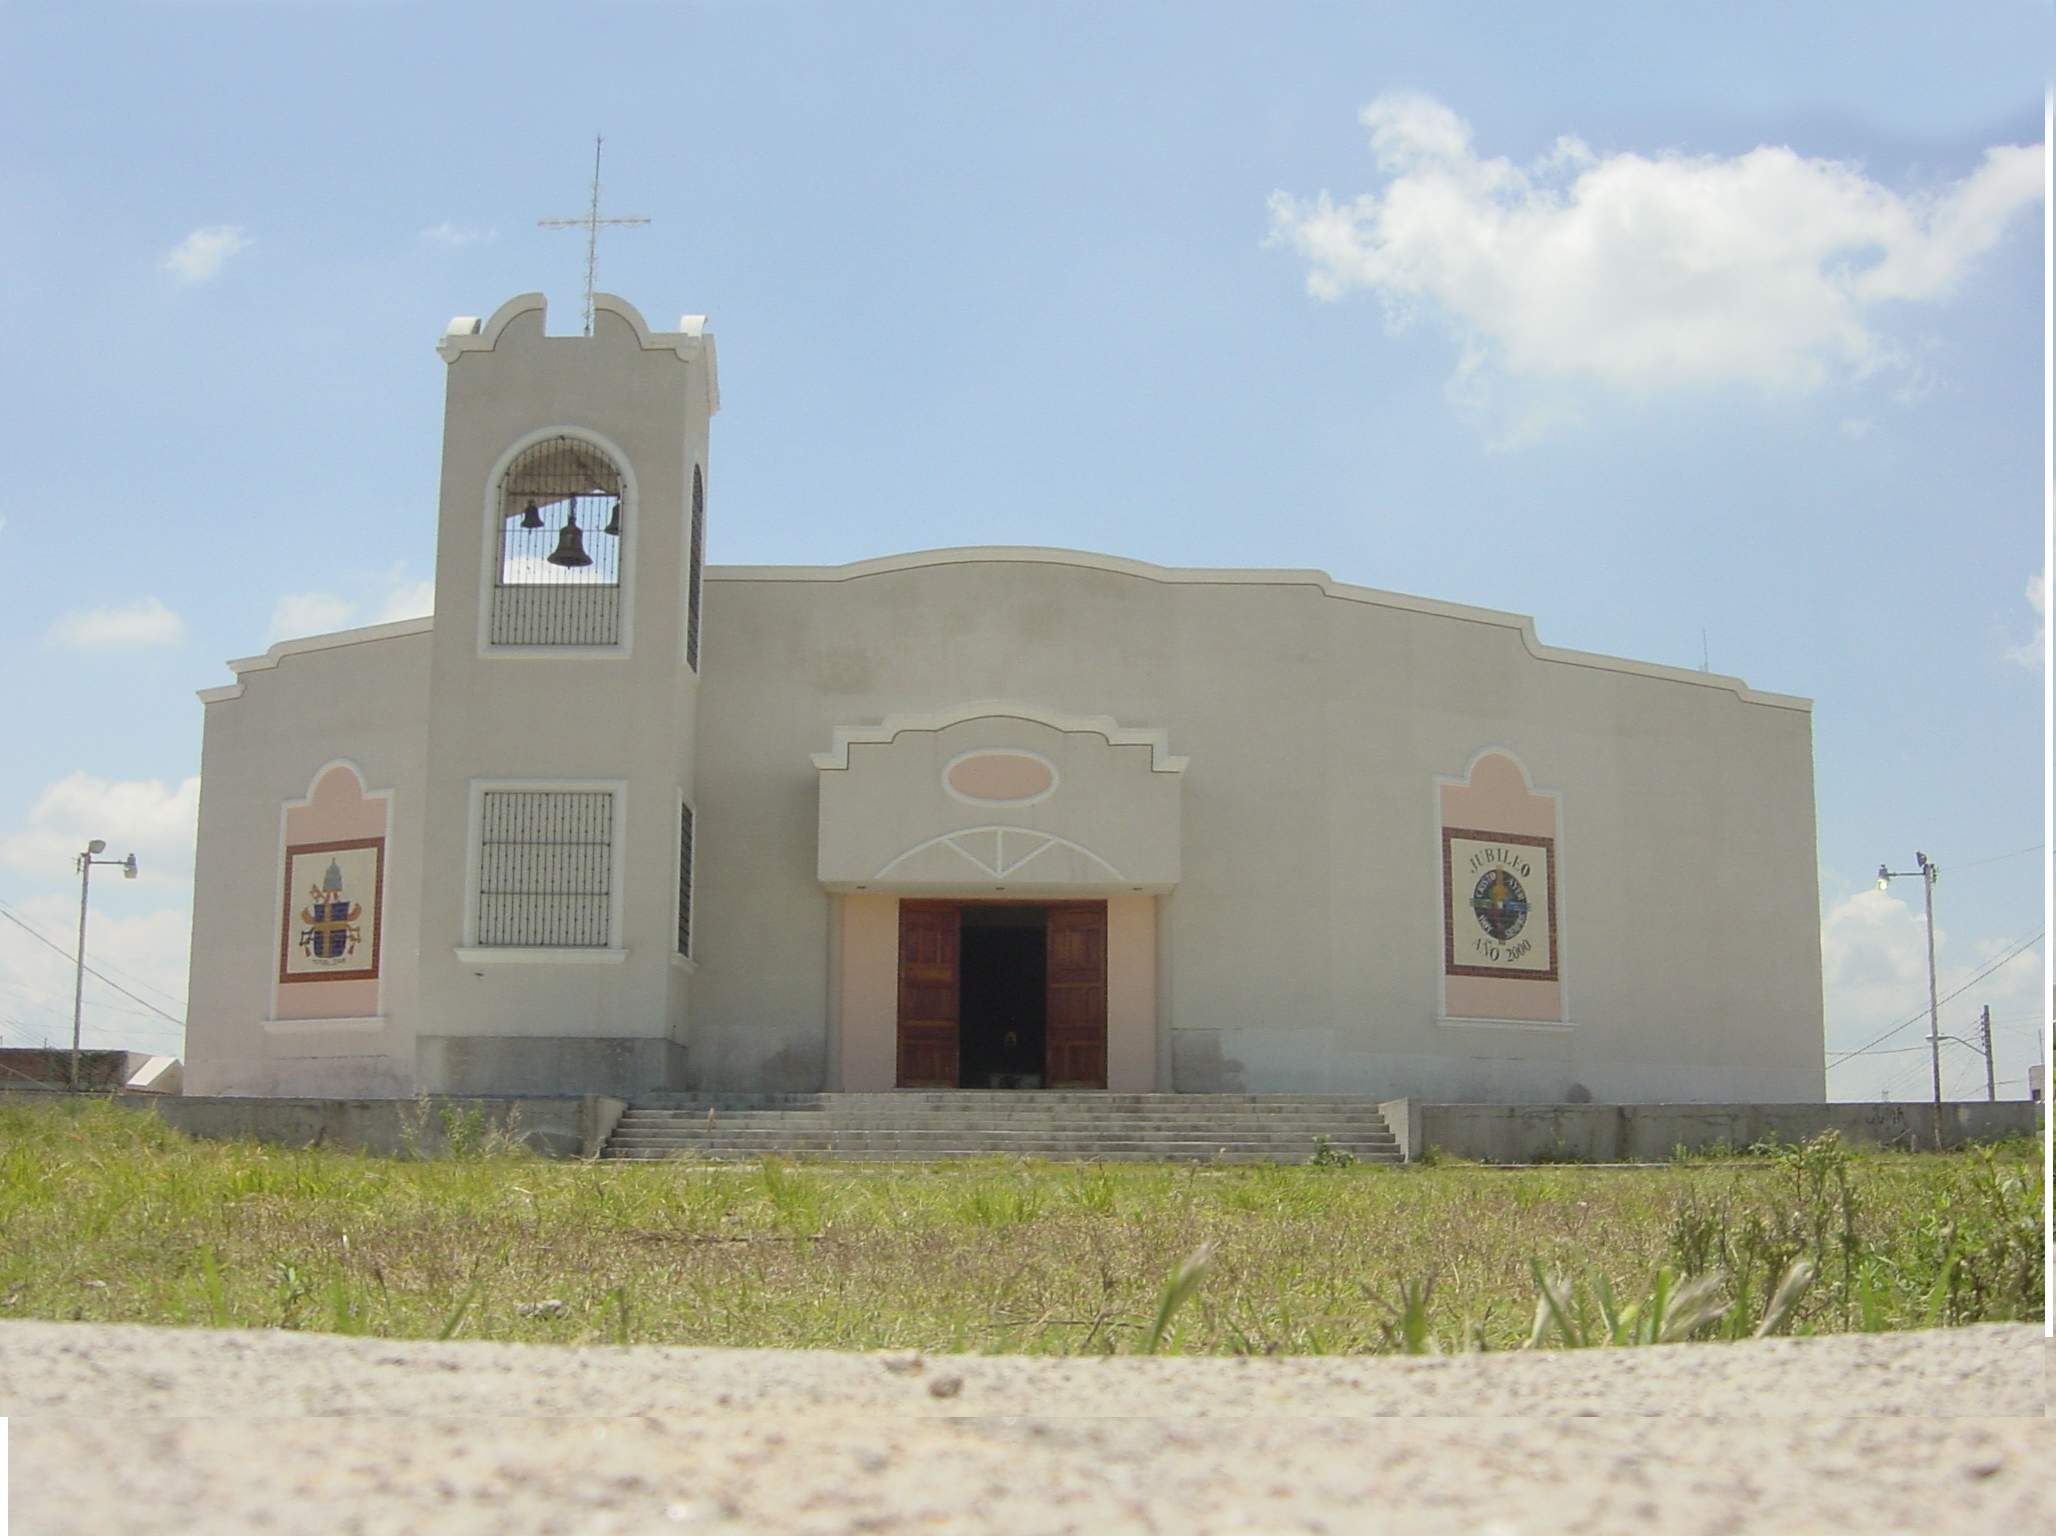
[894,900,1108,1089]
[959,905,1047,1088]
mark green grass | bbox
[0,1099,2040,1355]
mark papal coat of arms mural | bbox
[1442,828,1557,980]
[278,838,383,985]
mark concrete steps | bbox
[600,1093,1403,1165]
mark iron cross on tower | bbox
[538,136,650,337]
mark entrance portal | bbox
[895,900,1107,1089]
[960,907,1046,1088]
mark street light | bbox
[70,839,138,1092]
[1877,851,1942,1148]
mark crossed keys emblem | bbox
[298,859,363,964]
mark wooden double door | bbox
[896,900,1107,1089]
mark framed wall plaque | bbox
[1442,827,1557,981]
[278,837,384,985]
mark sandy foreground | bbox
[1,1320,2047,1534]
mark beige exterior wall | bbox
[185,626,432,1097]
[836,894,899,1092]
[693,552,1823,1102]
[1106,894,1157,1092]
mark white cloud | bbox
[1838,417,1876,439]
[2004,570,2043,668]
[372,579,436,624]
[162,225,252,284]
[269,591,358,641]
[1821,885,2043,1101]
[0,891,190,1056]
[1269,95,2040,412]
[44,596,186,651]
[0,773,200,885]
[270,569,434,641]
[421,222,496,248]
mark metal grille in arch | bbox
[492,436,624,646]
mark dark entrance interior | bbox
[958,905,1047,1088]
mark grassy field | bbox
[0,1099,2041,1355]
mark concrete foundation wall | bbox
[415,1037,685,1100]
[1390,1100,2043,1161]
[0,1091,623,1160]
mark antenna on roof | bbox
[538,135,651,337]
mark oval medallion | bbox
[944,750,1057,805]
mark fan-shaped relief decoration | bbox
[875,827,1123,882]
[491,434,627,646]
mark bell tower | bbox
[410,293,719,1097]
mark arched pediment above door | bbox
[814,704,1183,895]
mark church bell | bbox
[602,497,622,537]
[519,499,545,530]
[547,511,593,568]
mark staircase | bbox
[600,1093,1404,1165]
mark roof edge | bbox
[707,546,1813,712]
[199,617,434,704]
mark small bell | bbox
[519,499,544,530]
[547,512,592,568]
[602,497,622,537]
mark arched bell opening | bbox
[491,434,627,646]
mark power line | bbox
[0,895,186,1008]
[0,905,185,1029]
[1825,927,2044,1068]
[1947,842,2044,873]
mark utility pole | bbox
[1977,1004,1996,1102]
[1878,853,1943,1148]
[70,840,138,1091]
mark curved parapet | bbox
[721,546,1809,712]
[437,293,718,406]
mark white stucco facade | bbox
[184,295,1825,1103]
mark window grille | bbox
[686,464,706,671]
[476,790,614,947]
[492,436,625,647]
[676,799,695,958]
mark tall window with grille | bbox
[475,789,616,948]
[676,798,695,960]
[685,463,706,671]
[492,436,626,647]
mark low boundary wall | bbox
[1378,1100,2044,1162]
[0,1092,628,1160]
[5,1092,2037,1164]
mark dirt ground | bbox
[2,1320,2046,1534]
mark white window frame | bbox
[672,788,698,973]
[457,778,630,963]
[477,426,639,660]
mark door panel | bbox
[897,902,960,1088]
[1045,904,1107,1088]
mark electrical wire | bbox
[0,905,186,1028]
[1825,927,2043,1068]
[0,895,187,1008]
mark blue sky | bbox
[0,2,2045,1101]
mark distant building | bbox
[183,294,1826,1103]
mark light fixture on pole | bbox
[1876,851,1942,1148]
[70,839,139,1092]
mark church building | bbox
[183,294,1826,1103]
